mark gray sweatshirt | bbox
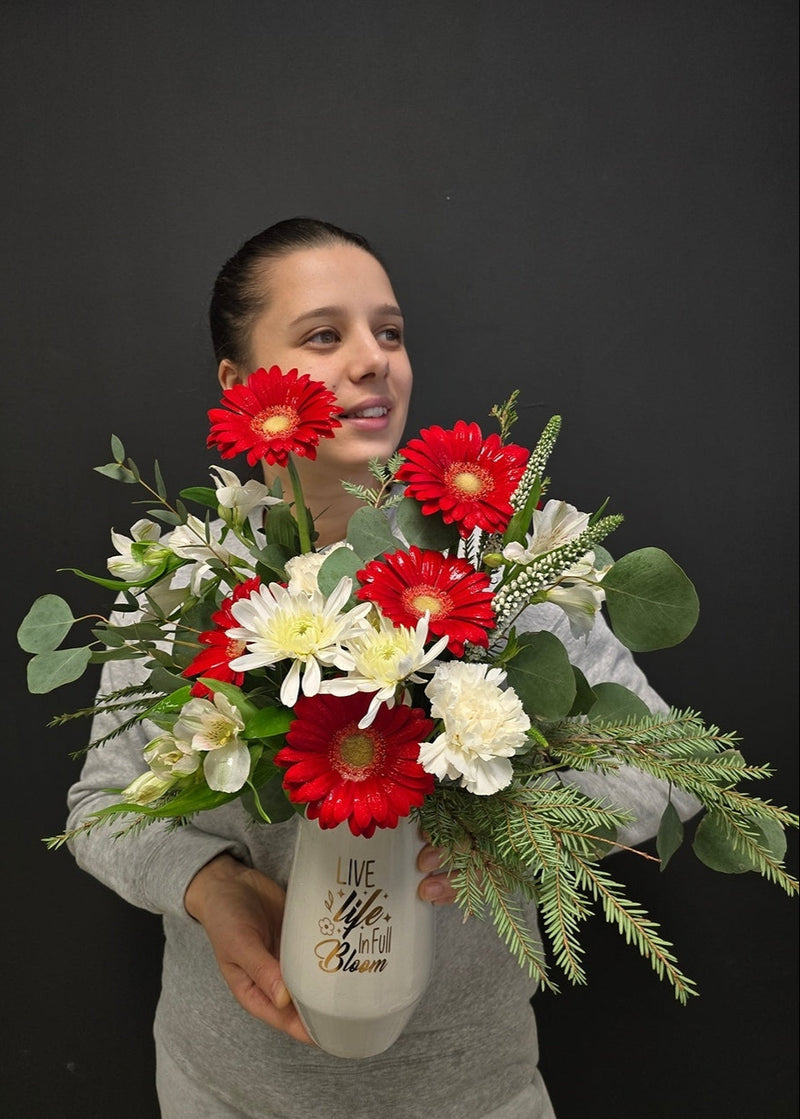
[67,590,697,1119]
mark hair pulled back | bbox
[209,217,383,367]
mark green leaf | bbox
[504,631,576,719]
[602,547,699,652]
[395,496,460,552]
[346,506,399,560]
[110,434,125,461]
[27,647,93,692]
[17,594,76,653]
[154,460,167,499]
[317,547,365,598]
[657,801,684,871]
[59,553,186,592]
[587,682,651,721]
[179,486,219,511]
[263,503,300,551]
[240,769,296,824]
[253,542,292,583]
[568,666,597,716]
[94,462,137,483]
[693,811,787,874]
[244,705,294,740]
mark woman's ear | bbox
[218,359,242,390]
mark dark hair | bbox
[209,217,385,366]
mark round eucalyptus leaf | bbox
[693,811,787,874]
[26,647,92,693]
[603,547,699,652]
[17,594,76,653]
[504,631,576,719]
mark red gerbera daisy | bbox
[275,692,434,837]
[207,365,342,467]
[356,545,495,657]
[183,577,262,697]
[395,420,528,537]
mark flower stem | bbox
[286,455,314,554]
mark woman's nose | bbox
[346,330,388,380]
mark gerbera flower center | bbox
[446,462,492,497]
[256,406,298,436]
[401,584,453,619]
[333,723,384,780]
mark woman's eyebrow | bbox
[290,303,404,327]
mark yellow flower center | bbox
[412,592,445,616]
[257,406,297,436]
[403,583,452,620]
[339,733,375,769]
[446,461,492,498]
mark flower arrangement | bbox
[18,365,797,1001]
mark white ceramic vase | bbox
[280,813,435,1059]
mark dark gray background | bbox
[2,3,797,1117]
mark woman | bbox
[67,218,696,1118]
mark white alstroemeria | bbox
[284,542,353,595]
[544,551,610,638]
[420,663,530,796]
[502,500,591,565]
[168,514,234,565]
[120,769,179,806]
[210,466,282,527]
[173,693,250,793]
[107,518,170,583]
[226,576,373,707]
[319,612,449,728]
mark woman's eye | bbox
[306,328,339,345]
[378,326,403,344]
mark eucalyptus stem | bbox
[286,454,313,554]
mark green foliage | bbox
[346,505,400,560]
[317,547,365,599]
[17,594,76,653]
[504,631,577,719]
[603,547,700,651]
[395,496,461,552]
[27,647,93,693]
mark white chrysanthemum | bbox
[210,466,281,526]
[319,612,449,727]
[173,692,250,793]
[284,542,353,594]
[544,551,609,638]
[502,500,590,565]
[420,663,530,795]
[226,576,373,707]
[107,518,170,583]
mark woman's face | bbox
[221,243,413,480]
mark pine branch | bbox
[569,850,698,1003]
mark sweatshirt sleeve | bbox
[519,603,701,849]
[66,655,250,916]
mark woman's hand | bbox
[184,854,314,1045]
[417,841,458,905]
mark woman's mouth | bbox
[338,405,390,420]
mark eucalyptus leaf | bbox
[657,801,684,871]
[346,506,400,560]
[693,811,787,873]
[602,547,699,652]
[587,682,651,721]
[94,463,137,484]
[504,631,576,719]
[27,647,93,693]
[395,496,460,552]
[110,434,125,461]
[17,594,76,653]
[317,547,365,598]
[568,665,597,716]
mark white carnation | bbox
[420,663,530,795]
